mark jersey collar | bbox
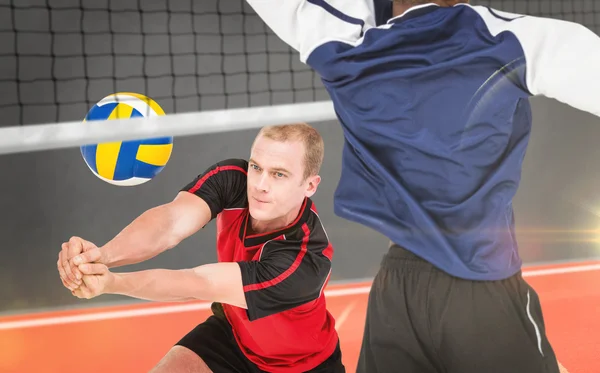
[386,3,441,25]
[240,197,312,248]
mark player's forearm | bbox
[104,263,247,307]
[100,205,181,268]
[106,268,209,302]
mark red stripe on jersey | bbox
[309,204,332,260]
[243,223,311,292]
[322,243,333,261]
[188,165,247,194]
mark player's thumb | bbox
[71,248,102,266]
[78,263,106,275]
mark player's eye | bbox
[250,164,261,171]
[275,172,285,178]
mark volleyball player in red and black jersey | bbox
[178,156,338,373]
[57,124,344,372]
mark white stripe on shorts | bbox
[526,289,544,356]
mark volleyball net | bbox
[0,0,598,154]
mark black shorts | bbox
[176,303,345,373]
[357,243,560,373]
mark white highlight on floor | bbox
[335,301,358,332]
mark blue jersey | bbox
[247,1,600,280]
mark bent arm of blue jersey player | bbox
[450,7,600,119]
[245,0,377,63]
[519,17,600,118]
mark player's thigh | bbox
[150,345,213,373]
[170,314,259,373]
[433,272,560,373]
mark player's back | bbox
[310,4,534,280]
[247,0,600,279]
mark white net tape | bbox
[0,101,336,155]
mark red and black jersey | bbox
[181,158,338,372]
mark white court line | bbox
[0,302,213,331]
[521,263,600,278]
[1,262,599,331]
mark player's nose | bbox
[254,173,270,192]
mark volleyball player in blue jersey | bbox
[247,0,598,371]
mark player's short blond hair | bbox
[256,123,324,180]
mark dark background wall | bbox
[1,0,600,315]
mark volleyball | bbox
[80,92,173,186]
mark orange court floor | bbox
[1,260,599,373]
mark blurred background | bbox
[1,0,600,317]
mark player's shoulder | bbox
[197,158,248,182]
[184,158,247,196]
[213,158,248,171]
[455,4,552,51]
[284,198,330,247]
[458,4,526,19]
[306,199,323,228]
[458,3,538,30]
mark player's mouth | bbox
[252,197,270,204]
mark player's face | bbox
[247,135,320,230]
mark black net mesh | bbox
[0,0,598,127]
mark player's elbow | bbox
[156,200,204,250]
[191,263,248,308]
[163,192,213,250]
[142,204,185,251]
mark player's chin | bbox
[248,203,274,221]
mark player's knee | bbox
[149,346,213,373]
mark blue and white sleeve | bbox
[245,0,376,64]
[474,6,600,118]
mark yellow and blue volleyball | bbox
[80,92,173,186]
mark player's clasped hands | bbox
[56,236,114,299]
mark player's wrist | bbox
[104,271,121,294]
[98,245,112,267]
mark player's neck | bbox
[392,1,466,17]
[249,205,302,234]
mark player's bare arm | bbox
[95,192,212,267]
[58,191,211,291]
[71,261,248,309]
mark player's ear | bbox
[304,175,321,198]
